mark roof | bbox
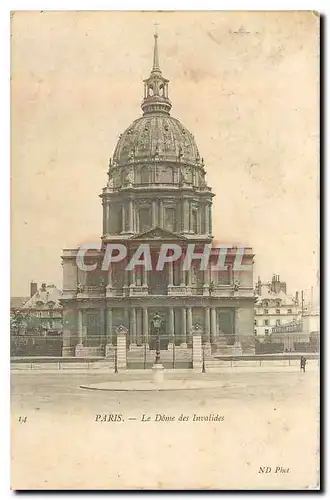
[255,286,296,306]
[113,115,200,167]
[23,284,63,309]
[10,297,29,310]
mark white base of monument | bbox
[152,363,164,384]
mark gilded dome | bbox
[113,114,200,166]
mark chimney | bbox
[295,291,299,305]
[30,281,37,298]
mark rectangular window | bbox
[254,319,257,326]
[192,211,198,233]
[276,319,281,326]
[264,319,269,326]
[265,329,269,335]
[135,267,142,287]
[287,309,292,314]
[139,207,151,232]
[264,309,268,314]
[254,329,257,335]
[276,309,280,314]
[165,208,176,232]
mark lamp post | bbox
[172,336,175,369]
[152,312,163,365]
[144,334,147,370]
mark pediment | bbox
[131,226,187,241]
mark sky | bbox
[11,11,319,297]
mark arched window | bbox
[148,86,154,96]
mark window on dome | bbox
[140,166,150,184]
[157,166,174,183]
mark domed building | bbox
[60,35,255,366]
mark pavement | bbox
[11,367,320,489]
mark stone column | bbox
[211,307,217,344]
[152,200,157,227]
[183,199,190,233]
[100,308,106,348]
[102,203,106,235]
[187,307,193,344]
[107,204,111,233]
[105,308,113,357]
[203,267,210,295]
[204,203,209,235]
[159,200,164,227]
[123,264,129,295]
[168,307,175,347]
[143,307,149,344]
[192,329,202,371]
[142,265,148,290]
[116,329,127,370]
[180,267,185,287]
[130,308,137,346]
[168,261,174,287]
[106,266,113,296]
[186,267,192,295]
[228,264,233,285]
[128,199,133,233]
[107,309,113,342]
[121,203,126,233]
[130,266,136,294]
[181,307,187,347]
[204,307,211,343]
[77,309,83,345]
[73,309,83,357]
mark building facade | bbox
[61,35,255,361]
[11,282,63,357]
[12,282,63,333]
[254,275,301,338]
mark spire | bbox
[152,33,161,73]
[141,33,172,115]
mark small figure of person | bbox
[300,355,307,373]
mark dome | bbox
[113,114,200,166]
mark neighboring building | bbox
[11,282,63,335]
[22,282,63,332]
[10,296,29,313]
[254,275,300,339]
[60,35,255,361]
[254,275,320,353]
[303,309,320,336]
[11,282,63,357]
[10,281,37,317]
